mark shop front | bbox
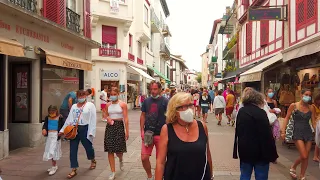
[0,10,97,157]
[239,53,283,93]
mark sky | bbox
[166,0,234,72]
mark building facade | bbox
[201,52,209,87]
[186,70,200,88]
[0,0,99,159]
[169,55,188,90]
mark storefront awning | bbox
[0,37,24,57]
[222,63,257,81]
[147,65,171,83]
[239,53,283,83]
[282,37,320,62]
[128,65,155,80]
[41,48,92,71]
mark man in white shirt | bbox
[100,85,108,111]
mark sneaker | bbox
[48,166,58,176]
[147,177,154,180]
[47,167,53,172]
[119,159,124,171]
[109,172,116,180]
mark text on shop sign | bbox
[16,25,49,43]
[0,20,10,31]
[103,72,119,78]
[61,42,74,51]
[63,60,82,69]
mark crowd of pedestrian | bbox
[34,80,320,180]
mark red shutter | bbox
[246,22,252,55]
[102,26,117,44]
[296,0,306,29]
[306,0,316,21]
[260,20,269,46]
[129,34,132,46]
[84,0,91,38]
[242,0,249,10]
[236,32,240,59]
[43,0,66,27]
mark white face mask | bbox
[178,108,194,123]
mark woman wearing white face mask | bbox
[103,87,129,180]
[155,92,213,180]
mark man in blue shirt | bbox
[59,91,77,124]
[208,87,215,113]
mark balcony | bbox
[151,8,162,33]
[66,8,80,34]
[160,42,170,59]
[8,0,37,13]
[99,48,121,57]
[128,53,135,61]
[162,24,171,37]
[137,57,144,65]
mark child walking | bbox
[42,105,63,175]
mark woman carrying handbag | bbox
[281,89,316,180]
[59,90,97,179]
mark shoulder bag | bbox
[64,103,86,140]
[285,104,296,142]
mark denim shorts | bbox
[201,106,209,114]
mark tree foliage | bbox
[196,73,202,83]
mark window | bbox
[67,0,76,12]
[129,34,132,53]
[146,42,149,50]
[242,0,249,11]
[296,0,317,29]
[43,0,66,26]
[102,25,117,49]
[42,64,80,120]
[260,20,269,46]
[138,41,142,58]
[246,22,252,55]
[144,5,149,25]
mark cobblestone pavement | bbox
[0,110,315,180]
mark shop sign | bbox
[100,70,120,80]
[127,72,140,81]
[239,72,262,83]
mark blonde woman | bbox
[155,92,213,180]
[103,87,129,180]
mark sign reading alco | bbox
[100,70,120,80]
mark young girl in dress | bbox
[42,105,63,175]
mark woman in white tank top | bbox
[103,87,129,180]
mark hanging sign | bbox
[110,0,119,13]
[248,7,286,21]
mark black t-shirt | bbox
[141,96,169,135]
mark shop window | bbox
[296,0,317,29]
[41,64,80,120]
[260,20,269,47]
[43,0,66,26]
[246,22,252,55]
[102,25,117,49]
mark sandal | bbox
[67,169,77,179]
[89,159,97,170]
[289,168,297,179]
[300,177,306,180]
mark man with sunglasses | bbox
[140,81,169,180]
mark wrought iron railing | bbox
[128,53,135,61]
[137,58,144,65]
[8,0,37,13]
[66,8,80,34]
[99,48,121,57]
[160,42,170,56]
